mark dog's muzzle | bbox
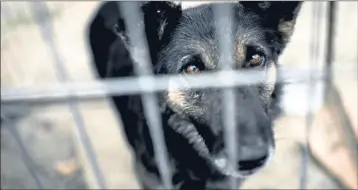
[168,114,274,178]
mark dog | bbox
[87,1,302,189]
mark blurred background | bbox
[1,1,357,189]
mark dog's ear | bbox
[240,1,303,45]
[87,1,182,78]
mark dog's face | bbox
[156,2,301,178]
[88,1,302,186]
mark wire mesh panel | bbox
[1,1,357,190]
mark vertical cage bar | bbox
[30,2,107,189]
[323,1,357,165]
[323,2,336,98]
[118,2,173,189]
[213,3,238,189]
[299,2,323,189]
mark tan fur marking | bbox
[260,61,277,102]
[167,78,190,113]
[166,79,202,118]
[167,90,187,108]
[267,62,277,95]
[235,41,246,65]
[194,42,215,68]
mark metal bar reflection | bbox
[213,3,238,189]
[299,2,323,189]
[118,2,173,189]
[3,67,348,104]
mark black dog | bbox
[87,1,302,189]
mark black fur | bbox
[87,1,302,189]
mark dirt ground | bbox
[1,1,357,189]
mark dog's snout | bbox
[235,120,272,172]
[208,86,275,175]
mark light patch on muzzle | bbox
[166,76,190,110]
[166,76,203,118]
[166,75,206,118]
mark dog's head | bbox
[87,0,302,181]
[156,2,302,179]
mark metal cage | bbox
[1,1,357,189]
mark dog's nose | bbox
[236,144,270,172]
[237,155,267,171]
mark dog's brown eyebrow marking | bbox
[235,40,247,66]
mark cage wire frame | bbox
[1,1,354,189]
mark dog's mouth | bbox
[169,116,271,178]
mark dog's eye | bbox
[185,65,201,74]
[246,46,266,68]
[181,55,205,74]
[249,54,264,66]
